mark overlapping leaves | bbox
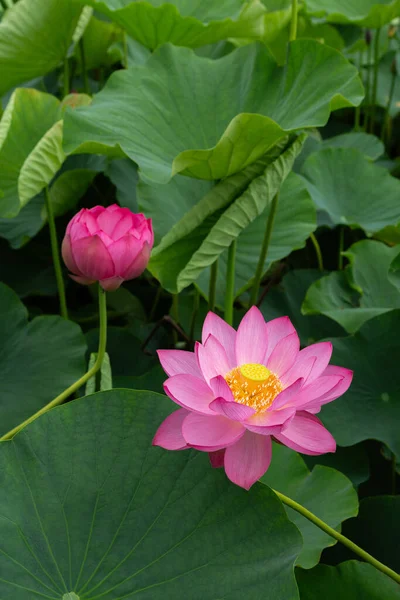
[76,0,266,49]
[64,39,363,183]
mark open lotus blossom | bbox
[62,204,154,291]
[153,307,353,489]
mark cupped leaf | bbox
[75,15,123,71]
[305,0,400,27]
[64,40,363,183]
[77,0,266,49]
[302,240,400,333]
[0,90,91,218]
[301,147,400,234]
[320,310,400,457]
[297,560,400,599]
[0,389,303,599]
[0,283,86,435]
[0,89,60,218]
[376,50,400,118]
[147,136,310,294]
[260,269,346,346]
[261,443,358,569]
[0,0,82,95]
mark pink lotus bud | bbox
[62,204,154,291]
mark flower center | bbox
[224,363,283,413]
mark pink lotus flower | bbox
[62,204,154,291]
[153,307,352,489]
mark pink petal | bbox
[99,276,124,291]
[61,234,82,275]
[70,221,91,241]
[304,366,353,410]
[224,431,272,490]
[107,235,142,276]
[209,375,234,402]
[210,398,255,421]
[182,413,245,451]
[264,316,296,362]
[296,342,333,384]
[282,375,344,410]
[72,235,115,281]
[152,408,189,450]
[202,312,236,368]
[111,213,135,240]
[266,331,300,377]
[236,306,268,365]
[196,335,231,384]
[157,349,202,378]
[244,406,295,435]
[209,449,225,468]
[97,207,125,237]
[274,411,336,455]
[123,242,151,280]
[82,210,101,235]
[281,356,316,388]
[269,378,304,410]
[164,374,214,415]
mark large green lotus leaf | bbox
[297,561,400,599]
[304,443,370,489]
[75,15,123,71]
[76,0,266,50]
[0,89,60,218]
[301,147,400,235]
[335,497,400,571]
[303,240,400,333]
[63,40,363,183]
[147,136,308,294]
[261,443,358,569]
[196,171,316,306]
[0,0,82,95]
[0,283,86,436]
[305,0,400,27]
[320,310,400,457]
[0,389,303,599]
[260,269,346,346]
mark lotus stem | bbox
[79,38,90,95]
[273,489,400,585]
[370,27,381,133]
[381,58,397,144]
[310,232,324,271]
[250,193,279,306]
[0,286,108,441]
[289,0,298,42]
[45,186,68,320]
[225,240,237,326]
[208,260,218,312]
[338,227,345,270]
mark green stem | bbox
[392,453,397,495]
[79,38,90,95]
[354,49,363,130]
[189,287,200,343]
[250,193,279,306]
[273,489,400,585]
[149,286,162,322]
[0,286,108,442]
[289,0,298,42]
[208,260,218,312]
[171,294,179,345]
[381,59,396,144]
[310,232,324,271]
[45,186,68,320]
[370,27,381,133]
[224,240,237,326]
[364,38,373,132]
[63,56,70,98]
[338,227,344,270]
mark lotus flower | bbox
[62,204,154,291]
[153,307,352,489]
